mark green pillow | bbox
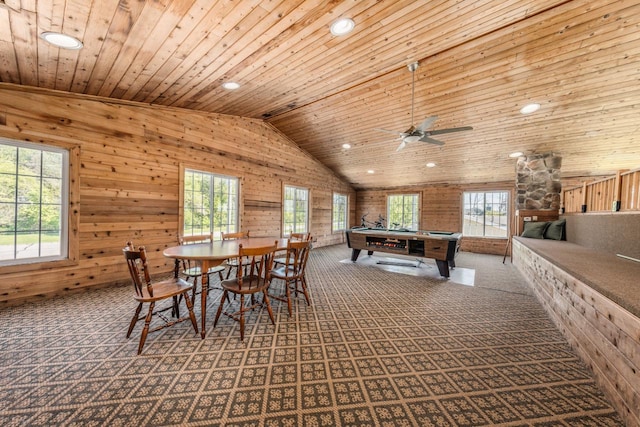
[544,218,566,240]
[521,221,550,239]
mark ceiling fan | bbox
[375,62,473,151]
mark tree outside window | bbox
[183,169,238,240]
[283,185,309,235]
[332,193,348,232]
[387,194,419,230]
[463,191,509,237]
[0,139,68,264]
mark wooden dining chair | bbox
[214,241,278,341]
[222,230,251,279]
[123,242,199,354]
[274,231,311,267]
[178,233,226,303]
[269,239,312,317]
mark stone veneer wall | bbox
[516,153,562,210]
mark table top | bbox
[163,237,289,261]
[348,228,462,240]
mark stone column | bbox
[515,153,562,210]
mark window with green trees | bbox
[183,169,239,239]
[387,194,419,230]
[283,185,309,235]
[0,139,69,265]
[463,191,509,237]
[332,193,348,232]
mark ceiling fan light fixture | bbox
[222,81,240,90]
[520,103,540,114]
[403,135,421,143]
[40,32,83,49]
[342,143,351,149]
[330,18,355,36]
[367,169,374,174]
[509,151,524,158]
[426,162,436,168]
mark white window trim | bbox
[0,136,79,274]
[386,192,420,230]
[282,184,310,237]
[180,165,241,240]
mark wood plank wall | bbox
[563,168,640,213]
[0,85,355,305]
[356,183,514,255]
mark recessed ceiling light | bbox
[509,151,524,158]
[367,169,374,174]
[342,143,351,149]
[426,162,436,168]
[330,18,355,36]
[39,32,83,49]
[222,81,240,90]
[520,103,540,114]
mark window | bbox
[0,139,69,265]
[463,191,509,237]
[332,193,348,232]
[183,168,239,240]
[283,185,309,235]
[387,193,419,230]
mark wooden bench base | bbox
[512,237,640,427]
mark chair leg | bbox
[214,290,228,327]
[183,291,199,335]
[263,292,275,325]
[299,276,311,305]
[285,280,292,317]
[127,303,143,338]
[138,302,155,355]
[239,294,245,341]
[191,276,199,305]
[173,295,180,319]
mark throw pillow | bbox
[544,218,566,240]
[521,221,550,239]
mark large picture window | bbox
[183,168,239,239]
[332,193,348,232]
[0,139,69,265]
[283,185,309,235]
[387,193,419,230]
[463,191,509,237]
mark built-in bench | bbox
[512,236,640,427]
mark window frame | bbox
[282,184,310,237]
[332,192,348,232]
[179,165,241,241]
[0,136,79,274]
[386,193,420,230]
[462,190,510,238]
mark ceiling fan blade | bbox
[374,128,402,135]
[396,141,407,151]
[418,136,445,146]
[428,126,473,136]
[416,116,438,131]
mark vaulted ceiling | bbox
[1,0,638,190]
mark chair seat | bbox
[134,277,193,303]
[273,256,289,266]
[220,276,267,294]
[270,265,297,279]
[226,258,253,267]
[182,264,226,277]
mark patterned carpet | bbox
[0,245,623,426]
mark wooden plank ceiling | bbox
[1,0,638,190]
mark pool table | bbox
[345,228,462,277]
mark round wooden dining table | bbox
[163,237,288,338]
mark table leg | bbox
[435,259,450,278]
